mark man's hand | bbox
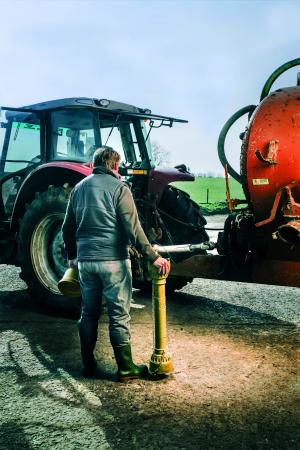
[153,257,170,275]
[68,259,78,269]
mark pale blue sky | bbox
[1,0,300,173]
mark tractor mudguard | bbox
[11,162,92,231]
[148,166,194,201]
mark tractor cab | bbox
[0,98,187,222]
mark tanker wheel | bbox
[18,185,81,315]
[133,186,208,294]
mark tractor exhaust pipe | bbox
[153,241,216,254]
[276,220,300,246]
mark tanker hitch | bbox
[274,183,300,246]
[256,181,300,229]
[275,220,300,247]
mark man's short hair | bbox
[93,146,121,170]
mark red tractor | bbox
[0,98,208,309]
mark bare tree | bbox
[151,141,170,166]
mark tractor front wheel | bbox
[18,185,80,314]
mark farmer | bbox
[62,146,169,380]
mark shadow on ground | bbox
[0,287,299,449]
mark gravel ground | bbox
[0,214,299,449]
[184,278,300,326]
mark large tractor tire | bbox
[18,185,80,315]
[133,186,209,294]
[158,185,209,252]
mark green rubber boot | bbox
[113,344,148,382]
[80,343,97,378]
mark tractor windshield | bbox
[50,109,153,168]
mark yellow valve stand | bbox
[148,261,173,376]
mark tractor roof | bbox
[23,97,142,113]
[4,97,187,124]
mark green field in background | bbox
[172,177,245,213]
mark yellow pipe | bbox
[148,261,173,376]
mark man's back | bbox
[66,167,129,261]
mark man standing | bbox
[62,147,169,381]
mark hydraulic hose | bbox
[260,58,300,101]
[218,59,300,184]
[217,105,256,183]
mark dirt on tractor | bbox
[0,262,299,450]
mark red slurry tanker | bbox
[217,58,300,287]
[0,58,299,310]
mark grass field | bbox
[172,177,246,213]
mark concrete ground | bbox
[0,264,299,450]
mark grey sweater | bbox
[62,166,159,262]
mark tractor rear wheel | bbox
[158,185,209,253]
[18,185,80,315]
[133,186,209,294]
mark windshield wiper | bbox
[104,114,121,145]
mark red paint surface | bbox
[38,161,93,177]
[148,167,194,198]
[244,87,300,222]
[252,260,300,287]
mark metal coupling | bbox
[153,241,216,254]
[275,220,300,246]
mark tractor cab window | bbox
[0,110,41,177]
[99,117,141,166]
[51,109,149,168]
[0,109,41,216]
[51,110,97,162]
[100,124,125,160]
[99,116,150,168]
